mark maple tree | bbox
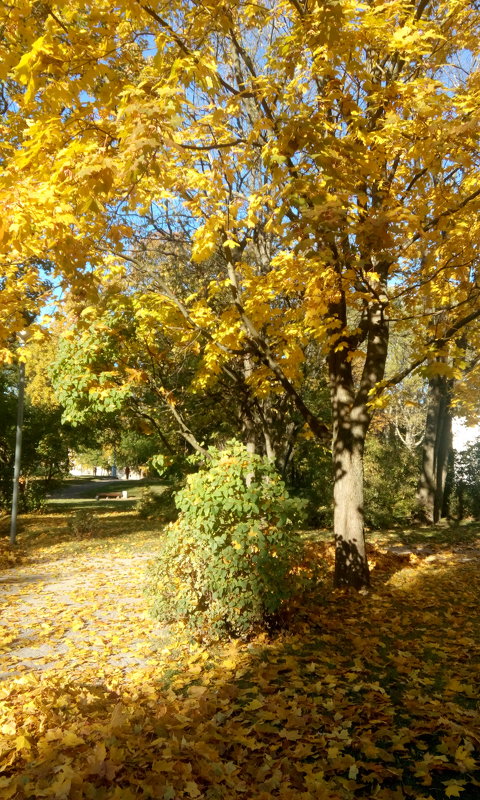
[4,0,480,587]
[0,1,69,362]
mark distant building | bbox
[69,459,111,477]
[69,458,143,479]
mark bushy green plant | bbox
[68,509,98,538]
[454,442,480,519]
[136,487,160,519]
[286,439,333,527]
[19,481,48,513]
[136,486,177,521]
[146,441,306,640]
[363,433,418,527]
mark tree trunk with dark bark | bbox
[417,374,452,523]
[434,388,452,522]
[417,385,437,522]
[332,407,370,589]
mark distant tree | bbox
[0,366,70,510]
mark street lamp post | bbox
[10,359,26,545]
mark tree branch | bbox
[139,3,252,98]
[152,386,210,456]
[224,256,331,441]
[380,306,480,393]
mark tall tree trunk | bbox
[417,374,452,523]
[332,404,370,589]
[417,385,437,522]
[442,447,454,519]
[328,283,389,589]
[434,387,452,522]
[279,421,299,479]
[241,354,257,457]
[329,349,370,590]
[262,426,275,462]
[457,480,465,521]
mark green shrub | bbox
[453,442,480,519]
[19,481,48,513]
[286,439,333,528]
[363,434,418,527]
[68,510,98,538]
[136,486,177,521]
[136,487,160,519]
[146,441,306,640]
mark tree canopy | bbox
[2,0,480,585]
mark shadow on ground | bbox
[2,541,480,799]
[0,572,53,585]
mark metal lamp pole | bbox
[10,359,26,545]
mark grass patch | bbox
[46,477,169,514]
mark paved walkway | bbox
[48,478,133,500]
[0,546,169,682]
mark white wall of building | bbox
[69,463,144,479]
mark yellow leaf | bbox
[282,729,301,741]
[444,781,466,798]
[45,765,78,799]
[188,684,207,698]
[15,734,31,751]
[62,730,85,747]
[0,721,16,735]
[185,781,201,798]
[94,741,107,762]
[0,777,17,799]
[455,746,477,772]
[348,764,359,780]
[247,698,264,710]
[109,703,129,731]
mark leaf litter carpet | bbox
[1,523,480,799]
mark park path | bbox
[2,513,479,685]
[48,478,132,500]
[0,542,169,683]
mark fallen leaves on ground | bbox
[1,515,480,799]
[0,538,25,571]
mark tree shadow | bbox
[334,533,370,589]
[2,552,479,798]
[13,513,166,557]
[47,498,138,513]
[0,572,53,585]
[386,520,480,548]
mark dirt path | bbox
[2,520,479,686]
[0,543,169,682]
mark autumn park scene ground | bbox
[1,489,480,800]
[3,0,480,798]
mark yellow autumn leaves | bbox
[1,511,480,798]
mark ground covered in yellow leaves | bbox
[1,513,479,799]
